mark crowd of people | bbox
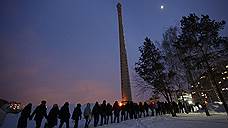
[17,100,195,128]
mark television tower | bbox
[116,2,132,102]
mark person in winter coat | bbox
[17,103,32,128]
[92,102,100,127]
[30,100,47,128]
[133,103,139,119]
[144,102,149,116]
[120,104,126,121]
[84,103,91,128]
[202,101,210,116]
[112,101,120,123]
[128,101,134,119]
[45,104,59,128]
[59,102,70,128]
[72,104,82,128]
[100,100,107,125]
[149,102,155,116]
[138,102,144,118]
[106,103,113,124]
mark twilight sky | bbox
[1,0,228,105]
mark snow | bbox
[1,112,228,128]
[100,113,228,128]
[1,103,228,128]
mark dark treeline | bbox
[17,99,195,128]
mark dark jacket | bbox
[112,102,120,116]
[17,103,32,128]
[106,103,113,116]
[30,104,47,121]
[92,103,100,116]
[59,105,70,121]
[72,106,82,120]
[100,103,106,116]
[47,105,59,126]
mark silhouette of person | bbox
[106,103,113,124]
[17,103,32,128]
[84,103,91,128]
[112,101,120,123]
[30,100,47,128]
[138,102,144,118]
[149,101,155,116]
[133,103,139,119]
[128,101,134,119]
[59,102,70,128]
[202,101,210,116]
[92,102,100,127]
[45,104,59,128]
[144,102,149,117]
[100,100,107,125]
[120,104,126,121]
[124,101,130,120]
[156,101,161,116]
[72,104,82,128]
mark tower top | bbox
[116,2,122,16]
[117,2,121,8]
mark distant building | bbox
[177,93,194,105]
[191,64,228,103]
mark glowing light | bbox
[218,81,222,84]
[118,102,123,107]
[200,76,205,79]
[222,88,228,91]
[226,65,228,68]
[160,5,164,10]
[223,77,226,80]
[188,100,193,104]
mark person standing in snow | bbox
[45,104,59,128]
[106,103,113,124]
[17,103,32,128]
[128,101,134,119]
[92,102,100,127]
[149,102,155,116]
[84,103,92,128]
[120,104,126,121]
[72,104,82,128]
[202,101,210,116]
[59,102,70,128]
[100,100,107,125]
[30,100,47,128]
[178,101,184,113]
[112,101,120,123]
[138,102,144,118]
[133,102,139,119]
[144,102,149,117]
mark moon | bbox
[160,5,164,10]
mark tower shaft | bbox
[117,3,132,102]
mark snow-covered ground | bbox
[1,112,228,128]
[1,102,228,128]
[100,113,228,128]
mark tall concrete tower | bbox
[117,2,132,102]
